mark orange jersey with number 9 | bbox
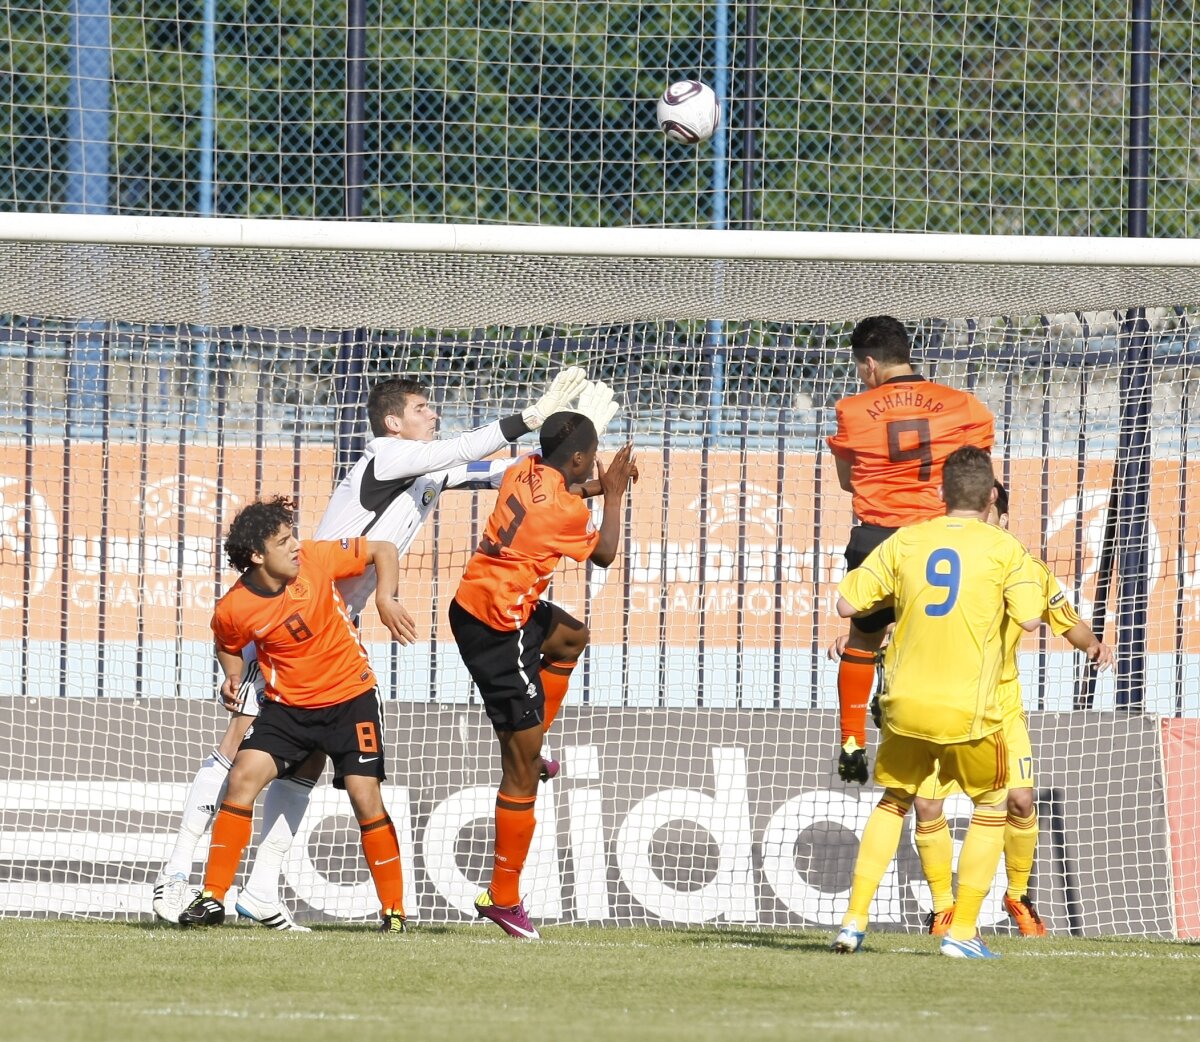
[454,455,600,631]
[827,374,994,527]
[211,539,375,708]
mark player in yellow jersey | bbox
[912,481,1114,939]
[830,446,1046,959]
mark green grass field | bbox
[1,920,1196,1042]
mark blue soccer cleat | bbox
[940,934,1002,959]
[830,921,866,953]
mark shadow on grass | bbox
[645,927,835,952]
[48,919,929,955]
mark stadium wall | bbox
[4,441,1200,712]
[0,702,1175,936]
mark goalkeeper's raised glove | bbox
[575,379,621,439]
[521,366,588,430]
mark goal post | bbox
[5,213,1200,327]
[1,214,1198,937]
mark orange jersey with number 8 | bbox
[211,539,375,708]
[454,455,600,631]
[827,375,994,527]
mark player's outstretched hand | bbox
[376,595,419,645]
[521,366,588,430]
[597,443,637,499]
[1088,641,1115,671]
[576,379,621,439]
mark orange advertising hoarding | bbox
[1161,717,1200,938]
[3,442,1200,654]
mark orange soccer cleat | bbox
[1004,894,1048,937]
[925,905,956,937]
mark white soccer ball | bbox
[656,80,721,145]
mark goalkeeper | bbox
[827,316,993,785]
[152,366,590,929]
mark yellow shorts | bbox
[915,710,1033,801]
[876,728,1009,801]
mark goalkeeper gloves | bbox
[575,379,621,439]
[521,366,588,430]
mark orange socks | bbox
[490,792,537,907]
[540,658,577,732]
[359,813,404,916]
[838,647,876,746]
[203,800,253,901]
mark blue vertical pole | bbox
[705,0,731,447]
[740,0,760,230]
[67,0,110,436]
[335,0,369,480]
[712,0,729,233]
[66,0,111,215]
[193,0,218,428]
[199,0,216,219]
[1116,0,1151,709]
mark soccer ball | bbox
[656,80,721,145]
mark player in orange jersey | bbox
[450,389,636,939]
[827,316,994,784]
[153,367,586,928]
[177,495,413,933]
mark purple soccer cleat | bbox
[475,890,541,940]
[539,756,560,782]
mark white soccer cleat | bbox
[234,890,312,933]
[152,873,201,923]
[830,921,866,954]
[940,934,1002,959]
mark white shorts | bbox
[228,646,267,718]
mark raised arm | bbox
[589,443,637,568]
[373,367,588,482]
[570,457,639,499]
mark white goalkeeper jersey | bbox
[315,419,526,616]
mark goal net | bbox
[1,214,1197,937]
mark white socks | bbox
[241,776,315,905]
[161,751,231,879]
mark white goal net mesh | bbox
[0,219,1197,936]
[5,0,1200,937]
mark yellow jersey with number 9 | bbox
[838,515,1047,743]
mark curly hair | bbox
[224,496,296,573]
